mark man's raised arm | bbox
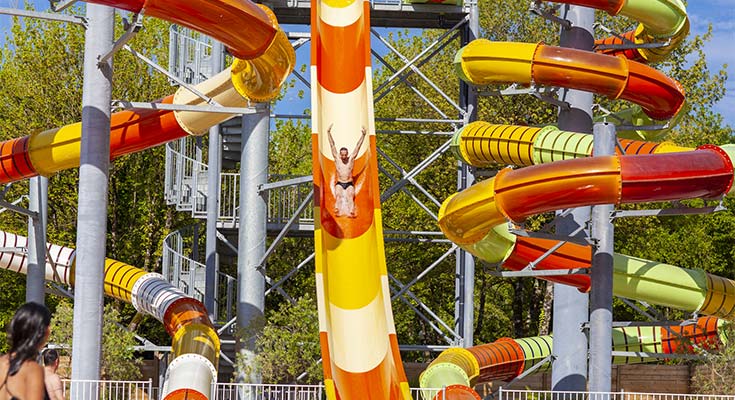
[350,126,368,161]
[326,123,338,159]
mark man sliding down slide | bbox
[327,123,367,218]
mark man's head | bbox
[43,348,59,369]
[339,147,349,163]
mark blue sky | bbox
[0,0,733,127]
[687,1,735,127]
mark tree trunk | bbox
[538,281,553,335]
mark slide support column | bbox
[236,105,269,383]
[589,123,616,392]
[26,176,48,304]
[551,4,594,391]
[455,0,480,347]
[71,3,114,394]
[205,41,224,321]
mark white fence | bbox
[61,380,154,400]
[213,383,323,400]
[56,382,735,400]
[496,389,735,400]
[213,383,447,400]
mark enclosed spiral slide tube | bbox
[0,230,218,400]
[419,0,735,398]
[309,0,411,398]
[420,122,735,398]
[0,0,295,185]
[420,317,725,400]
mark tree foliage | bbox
[0,5,193,352]
[691,325,735,394]
[235,295,322,384]
[50,299,143,380]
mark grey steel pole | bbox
[70,3,114,390]
[26,176,48,304]
[551,4,594,391]
[589,122,616,392]
[236,105,269,383]
[454,0,479,348]
[205,41,224,321]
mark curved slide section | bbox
[426,124,735,397]
[444,121,735,310]
[0,0,295,399]
[0,0,295,184]
[454,40,685,121]
[406,0,688,65]
[420,317,724,398]
[0,230,218,400]
[310,0,410,398]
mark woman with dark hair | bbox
[0,302,52,400]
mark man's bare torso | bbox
[336,159,355,183]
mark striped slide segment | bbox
[420,317,723,397]
[310,0,410,398]
[0,0,294,184]
[0,229,219,400]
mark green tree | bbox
[235,295,322,383]
[50,299,143,380]
[0,6,193,346]
[691,325,735,394]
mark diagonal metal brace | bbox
[486,354,554,399]
[529,1,571,30]
[98,13,144,64]
[49,0,78,12]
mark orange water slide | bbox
[310,0,411,398]
[455,40,685,121]
[0,0,294,184]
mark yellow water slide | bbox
[310,0,411,398]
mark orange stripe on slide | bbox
[162,388,207,400]
[504,237,592,291]
[469,337,525,382]
[317,18,367,93]
[320,331,334,380]
[660,316,721,354]
[163,297,213,336]
[362,1,372,67]
[110,95,189,159]
[595,29,644,62]
[434,385,481,400]
[388,334,408,385]
[0,137,35,181]
[617,139,659,155]
[332,353,404,399]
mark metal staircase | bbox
[162,25,315,382]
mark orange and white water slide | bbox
[310,0,411,398]
[0,1,295,400]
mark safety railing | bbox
[165,135,314,227]
[161,226,237,323]
[266,175,314,225]
[213,383,323,400]
[168,25,214,85]
[212,383,449,400]
[495,389,735,400]
[62,379,153,400]
[164,137,205,213]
